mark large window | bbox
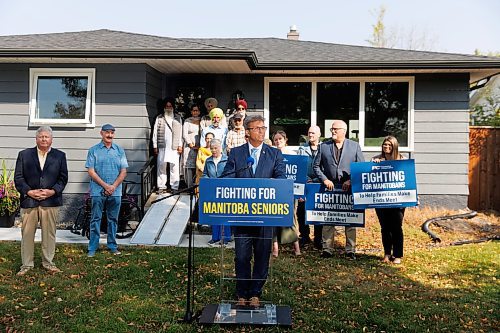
[365,82,409,147]
[265,77,413,151]
[317,82,360,141]
[29,68,95,127]
[269,82,311,145]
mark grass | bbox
[0,208,498,332]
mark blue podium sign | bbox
[199,178,294,227]
[351,159,418,209]
[282,154,308,198]
[304,183,365,227]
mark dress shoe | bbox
[16,266,32,276]
[321,251,332,258]
[346,252,356,260]
[249,296,260,308]
[44,265,62,273]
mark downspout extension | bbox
[421,211,478,243]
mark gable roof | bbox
[0,29,498,71]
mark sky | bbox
[0,0,498,55]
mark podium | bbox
[197,178,294,327]
[198,235,292,326]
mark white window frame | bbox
[264,76,415,152]
[29,68,96,127]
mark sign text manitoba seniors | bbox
[198,178,294,227]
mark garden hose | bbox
[421,210,478,243]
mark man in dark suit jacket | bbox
[222,115,286,308]
[14,126,68,276]
[313,120,364,260]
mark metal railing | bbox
[137,156,156,216]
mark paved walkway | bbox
[0,227,233,249]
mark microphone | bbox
[246,156,255,168]
[219,156,255,178]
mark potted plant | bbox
[0,160,20,227]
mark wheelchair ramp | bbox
[156,194,193,245]
[130,193,194,246]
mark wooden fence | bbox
[468,127,500,211]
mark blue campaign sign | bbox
[304,183,365,227]
[199,178,294,227]
[282,154,308,198]
[351,159,418,209]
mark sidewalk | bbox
[0,227,233,249]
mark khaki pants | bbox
[20,206,59,269]
[322,225,356,254]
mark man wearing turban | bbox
[200,108,228,152]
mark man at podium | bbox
[222,115,286,308]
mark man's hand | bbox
[323,179,334,191]
[177,146,183,154]
[103,184,116,196]
[28,189,55,201]
[342,180,351,192]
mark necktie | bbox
[251,148,258,174]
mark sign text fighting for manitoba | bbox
[198,178,294,227]
[305,183,365,227]
[350,159,418,209]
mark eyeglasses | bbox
[234,118,243,122]
[247,126,267,132]
[330,127,346,132]
[237,107,245,110]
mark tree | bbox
[470,51,500,127]
[366,5,437,51]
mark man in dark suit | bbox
[222,115,286,308]
[313,120,364,259]
[14,126,68,276]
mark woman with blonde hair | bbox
[372,136,406,264]
[196,132,214,188]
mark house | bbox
[1,29,499,220]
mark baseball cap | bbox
[101,124,116,131]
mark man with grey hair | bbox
[222,114,286,308]
[313,119,364,260]
[297,125,322,248]
[14,126,68,276]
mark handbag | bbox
[279,227,298,244]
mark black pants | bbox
[375,208,405,258]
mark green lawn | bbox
[0,239,498,332]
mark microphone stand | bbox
[153,185,198,323]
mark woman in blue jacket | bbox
[202,139,232,245]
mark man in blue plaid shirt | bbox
[85,124,128,257]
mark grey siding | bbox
[413,73,470,203]
[0,63,153,198]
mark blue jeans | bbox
[88,196,121,253]
[234,226,273,299]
